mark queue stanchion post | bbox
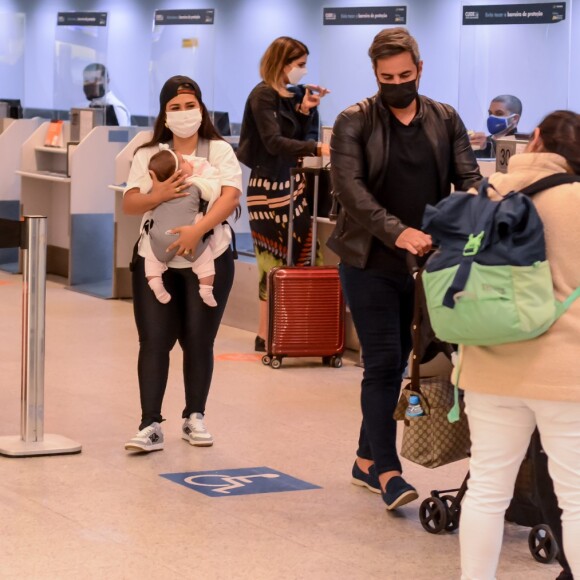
[0,216,82,457]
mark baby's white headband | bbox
[159,143,180,173]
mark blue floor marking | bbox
[160,466,321,497]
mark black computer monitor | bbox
[87,103,119,126]
[23,108,70,121]
[104,104,119,126]
[0,99,23,119]
[210,111,231,136]
[130,115,152,127]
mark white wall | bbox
[0,0,577,127]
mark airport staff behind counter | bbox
[83,63,131,126]
[469,94,522,158]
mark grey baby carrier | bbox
[147,184,209,263]
[146,138,212,263]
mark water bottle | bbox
[405,394,425,418]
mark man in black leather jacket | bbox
[328,27,481,511]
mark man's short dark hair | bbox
[368,27,421,69]
[492,94,523,117]
[84,63,109,81]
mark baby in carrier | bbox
[145,148,221,307]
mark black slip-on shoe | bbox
[351,461,381,494]
[382,475,419,510]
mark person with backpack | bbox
[122,76,242,452]
[456,110,580,580]
[327,27,481,510]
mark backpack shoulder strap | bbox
[520,173,580,319]
[520,173,580,196]
[196,138,210,161]
[195,137,239,259]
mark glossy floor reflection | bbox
[0,271,556,579]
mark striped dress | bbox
[247,169,317,301]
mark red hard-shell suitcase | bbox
[262,167,345,369]
[263,266,345,368]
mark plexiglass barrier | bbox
[318,6,409,127]
[0,13,25,118]
[53,12,109,114]
[458,1,571,137]
[149,9,216,126]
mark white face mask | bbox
[165,109,202,138]
[287,66,307,85]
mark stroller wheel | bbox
[441,494,461,532]
[419,497,448,534]
[528,524,559,564]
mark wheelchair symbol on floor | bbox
[183,473,281,494]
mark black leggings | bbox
[132,250,234,430]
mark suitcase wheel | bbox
[419,497,448,534]
[261,355,271,366]
[323,356,343,368]
[330,356,343,368]
[528,524,559,564]
[270,357,282,369]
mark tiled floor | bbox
[0,270,557,579]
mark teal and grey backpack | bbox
[421,173,580,347]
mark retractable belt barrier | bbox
[0,218,23,249]
[0,216,81,457]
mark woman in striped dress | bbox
[237,36,330,351]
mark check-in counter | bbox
[17,122,140,296]
[0,117,43,272]
[108,130,153,298]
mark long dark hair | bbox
[538,110,580,175]
[137,75,223,152]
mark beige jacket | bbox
[459,153,580,402]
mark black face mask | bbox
[379,79,418,109]
[83,81,106,101]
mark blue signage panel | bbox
[154,9,215,26]
[108,130,130,143]
[323,6,407,25]
[57,12,108,26]
[160,467,321,497]
[463,3,566,25]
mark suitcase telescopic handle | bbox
[287,170,296,266]
[288,167,321,267]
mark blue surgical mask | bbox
[487,114,516,136]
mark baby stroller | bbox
[419,439,561,566]
[407,260,566,570]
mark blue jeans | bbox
[340,264,415,475]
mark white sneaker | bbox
[182,413,214,447]
[124,422,164,452]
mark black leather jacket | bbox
[327,94,482,269]
[237,82,319,179]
